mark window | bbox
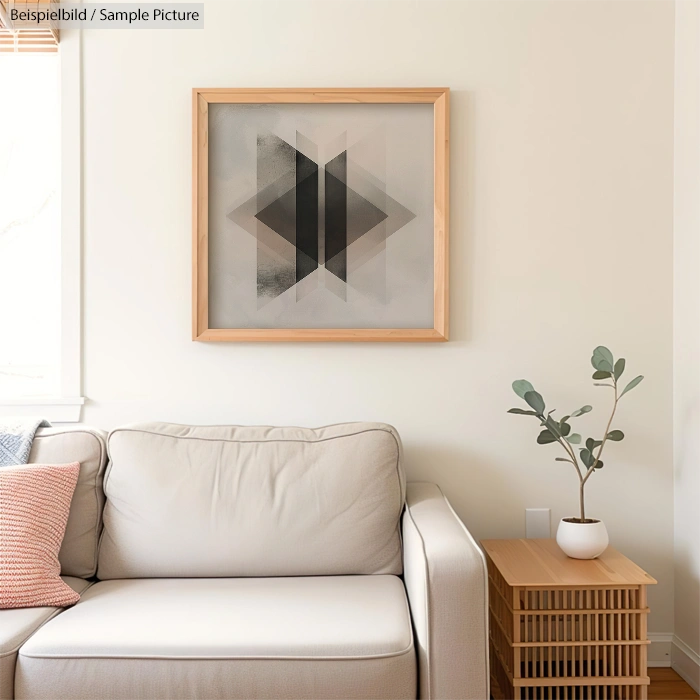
[0,32,82,421]
[0,54,61,399]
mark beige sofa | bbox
[1,423,488,700]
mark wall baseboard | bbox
[648,633,673,667]
[672,636,700,693]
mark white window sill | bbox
[0,397,85,423]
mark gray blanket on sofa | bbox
[0,417,51,466]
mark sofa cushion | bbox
[97,422,405,578]
[16,576,416,700]
[0,577,91,700]
[0,463,81,609]
[29,427,107,579]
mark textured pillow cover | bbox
[0,463,81,609]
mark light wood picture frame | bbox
[193,88,449,342]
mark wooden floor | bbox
[490,669,698,700]
[649,668,699,700]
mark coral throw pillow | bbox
[0,463,81,609]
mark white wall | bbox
[673,0,700,688]
[80,0,676,633]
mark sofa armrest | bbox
[402,482,489,700]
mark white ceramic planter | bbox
[556,518,609,559]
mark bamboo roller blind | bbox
[0,0,59,53]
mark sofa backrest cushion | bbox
[97,422,405,579]
[29,426,108,578]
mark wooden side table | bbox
[481,539,657,700]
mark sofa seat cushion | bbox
[16,576,416,700]
[0,577,92,700]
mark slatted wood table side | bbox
[481,539,657,700]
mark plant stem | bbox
[542,419,585,513]
[580,480,586,521]
[559,436,579,469]
[579,376,620,520]
[548,429,582,477]
[584,380,619,485]
[537,413,588,519]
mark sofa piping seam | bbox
[404,493,433,700]
[106,426,398,449]
[18,642,416,662]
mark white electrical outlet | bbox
[526,508,551,538]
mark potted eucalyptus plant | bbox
[508,346,643,559]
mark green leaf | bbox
[614,358,626,381]
[594,459,604,469]
[537,430,557,445]
[507,408,538,416]
[570,405,593,418]
[620,375,644,398]
[555,457,571,462]
[592,370,611,380]
[566,433,582,444]
[606,430,625,441]
[591,346,614,373]
[579,448,594,468]
[585,437,603,454]
[524,390,546,414]
[594,383,614,387]
[559,421,571,437]
[512,380,535,399]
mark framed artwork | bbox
[192,88,449,342]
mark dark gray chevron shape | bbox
[324,151,348,283]
[294,150,319,284]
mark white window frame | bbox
[0,31,84,422]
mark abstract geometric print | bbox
[227,130,416,308]
[207,102,434,330]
